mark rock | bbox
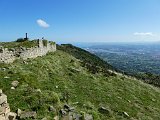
[69,107,75,112]
[36,89,41,93]
[0,107,5,114]
[0,94,7,104]
[42,117,47,120]
[68,115,73,120]
[0,89,2,95]
[3,103,11,114]
[49,106,56,112]
[8,48,15,52]
[20,111,37,119]
[4,76,10,79]
[0,90,16,120]
[23,61,27,64]
[2,68,6,71]
[67,112,74,120]
[73,113,82,120]
[84,114,93,120]
[70,67,81,73]
[151,98,156,102]
[73,102,79,105]
[17,108,22,117]
[20,47,26,51]
[64,104,70,109]
[5,112,17,120]
[11,81,19,88]
[64,104,74,112]
[0,115,6,120]
[10,87,15,90]
[54,116,59,120]
[123,111,129,117]
[98,107,110,115]
[60,109,67,116]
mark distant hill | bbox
[0,42,160,119]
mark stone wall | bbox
[0,89,17,120]
[0,48,16,63]
[0,40,56,63]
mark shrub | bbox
[42,40,48,46]
[16,38,29,42]
[49,41,55,45]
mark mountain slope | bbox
[57,44,119,74]
[0,45,160,120]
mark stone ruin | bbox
[0,39,56,63]
[0,89,17,120]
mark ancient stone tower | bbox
[24,33,28,40]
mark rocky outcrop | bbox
[60,104,93,120]
[0,89,17,120]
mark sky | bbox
[0,0,160,43]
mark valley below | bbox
[85,42,160,75]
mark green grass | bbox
[0,40,38,49]
[0,49,160,120]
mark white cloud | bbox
[133,32,154,36]
[37,19,50,28]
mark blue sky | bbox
[0,0,160,43]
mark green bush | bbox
[42,40,48,46]
[16,38,28,42]
[49,41,55,45]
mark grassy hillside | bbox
[0,44,160,119]
[57,44,119,74]
[0,40,39,49]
